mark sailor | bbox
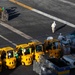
[51,21,56,33]
[58,33,65,41]
[47,36,53,40]
[14,51,18,59]
[1,7,5,21]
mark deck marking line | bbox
[0,21,38,41]
[9,0,33,10]
[58,0,75,6]
[0,35,16,46]
[9,0,75,28]
[32,9,75,28]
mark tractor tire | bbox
[6,66,9,69]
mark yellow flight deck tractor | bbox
[16,44,33,66]
[28,41,44,62]
[44,38,63,58]
[0,7,8,21]
[0,50,2,72]
[1,47,16,69]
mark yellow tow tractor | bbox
[44,38,62,58]
[0,50,2,72]
[16,44,33,66]
[1,46,16,69]
[0,7,8,21]
[28,41,44,62]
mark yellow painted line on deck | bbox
[9,0,33,10]
[9,0,75,28]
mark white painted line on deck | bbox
[0,35,16,46]
[32,9,75,28]
[58,0,75,6]
[0,21,38,41]
[9,0,75,28]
